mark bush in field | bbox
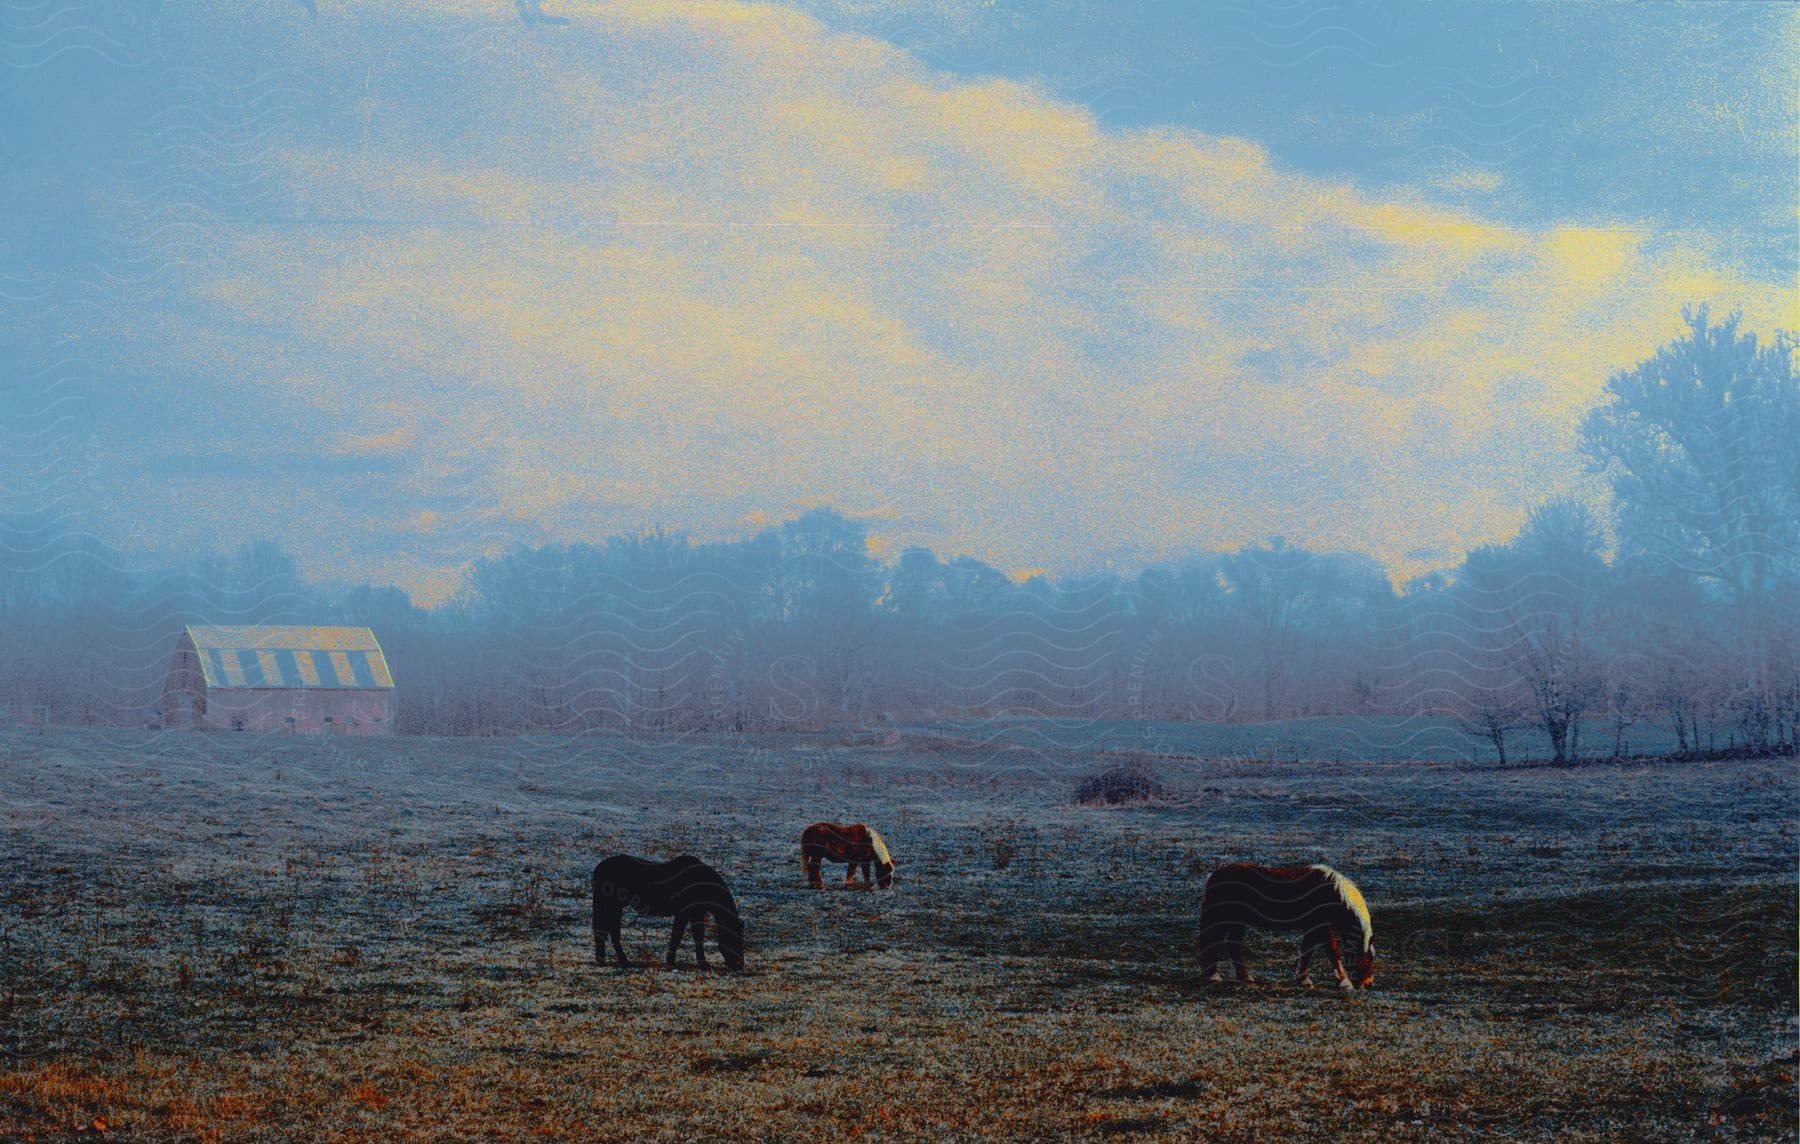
[1073,761,1164,806]
[992,836,1016,870]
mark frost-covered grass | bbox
[909,713,1694,763]
[1,726,1794,1141]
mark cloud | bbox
[89,0,1796,597]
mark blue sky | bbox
[791,0,1796,275]
[2,0,1794,600]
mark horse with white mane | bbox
[1197,863,1375,989]
[800,822,895,889]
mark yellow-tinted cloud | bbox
[117,0,1796,592]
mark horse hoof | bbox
[1337,979,1354,991]
[1203,972,1222,985]
[1298,976,1314,989]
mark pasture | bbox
[1,725,1794,1141]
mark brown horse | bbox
[591,854,745,970]
[1197,863,1374,989]
[801,822,894,889]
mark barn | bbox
[161,625,397,734]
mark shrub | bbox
[1074,762,1164,806]
[992,836,1016,870]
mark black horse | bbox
[1197,863,1375,989]
[591,854,746,970]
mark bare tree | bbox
[1457,502,1608,764]
[1220,539,1315,721]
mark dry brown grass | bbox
[0,727,1794,1141]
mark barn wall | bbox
[161,636,208,729]
[198,689,396,735]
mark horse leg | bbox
[1197,923,1225,983]
[666,914,686,969]
[844,860,857,888]
[610,912,630,968]
[596,903,625,967]
[1297,926,1330,988]
[805,856,823,889]
[1322,932,1352,990]
[691,916,708,970]
[1229,926,1254,984]
[1202,929,1230,984]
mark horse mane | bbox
[865,826,893,868]
[1310,865,1373,952]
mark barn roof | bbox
[184,625,395,690]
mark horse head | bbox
[1320,865,1374,988]
[867,827,895,889]
[716,910,746,970]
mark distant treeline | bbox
[2,308,1794,761]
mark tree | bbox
[771,510,877,717]
[1457,501,1608,764]
[1581,306,1799,748]
[228,539,308,622]
[1444,580,1528,766]
[1220,540,1374,721]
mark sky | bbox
[2,0,1796,602]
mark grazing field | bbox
[1,726,1794,1141]
[908,714,1694,764]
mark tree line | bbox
[1,308,1793,761]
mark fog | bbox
[3,309,1794,759]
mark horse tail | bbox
[1198,864,1233,910]
[1196,867,1237,972]
[1197,866,1222,929]
[1198,866,1256,938]
[591,863,619,961]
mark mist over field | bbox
[3,0,1797,1140]
[4,305,1798,764]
